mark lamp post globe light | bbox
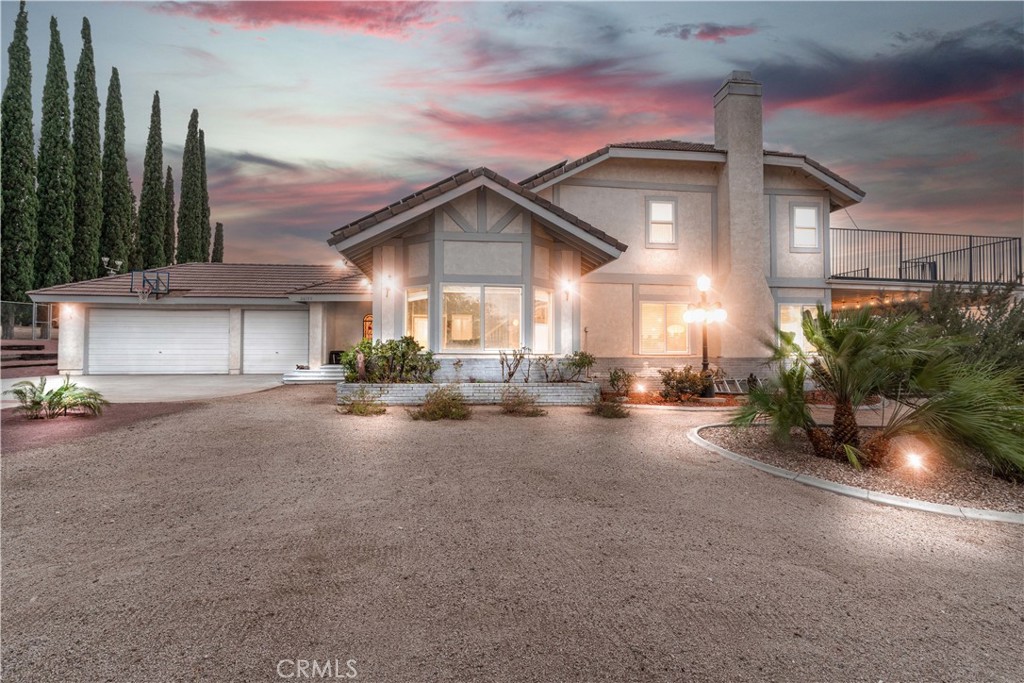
[683,275,727,398]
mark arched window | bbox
[362,314,373,340]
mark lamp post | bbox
[683,275,727,398]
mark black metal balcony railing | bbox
[830,229,1023,285]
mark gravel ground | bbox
[701,426,1024,513]
[2,385,1022,682]
[2,403,198,454]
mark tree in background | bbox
[127,179,142,271]
[176,109,204,263]
[70,17,102,282]
[163,166,176,264]
[138,91,166,267]
[1,0,38,322]
[199,128,211,260]
[99,68,132,271]
[34,16,75,289]
[211,222,224,262]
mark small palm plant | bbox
[5,376,109,419]
[735,304,1024,477]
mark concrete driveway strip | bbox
[1,374,282,404]
[2,385,1021,682]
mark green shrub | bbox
[562,350,596,381]
[5,376,109,419]
[589,398,629,419]
[337,386,386,416]
[658,366,711,401]
[500,386,546,417]
[339,336,439,383]
[409,385,472,421]
[608,367,636,396]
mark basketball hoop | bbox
[138,281,153,304]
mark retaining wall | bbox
[336,381,600,406]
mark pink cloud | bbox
[417,102,707,166]
[151,1,441,37]
[656,22,759,44]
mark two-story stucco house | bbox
[29,72,1021,380]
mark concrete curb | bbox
[688,424,1024,525]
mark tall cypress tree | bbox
[128,179,142,271]
[211,222,224,262]
[99,67,132,271]
[1,0,37,319]
[199,128,211,260]
[138,91,165,268]
[163,165,176,265]
[70,17,102,282]
[176,109,203,263]
[34,16,75,289]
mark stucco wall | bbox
[326,301,372,353]
[580,282,633,357]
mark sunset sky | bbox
[2,1,1022,264]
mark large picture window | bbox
[790,204,821,252]
[778,303,818,353]
[442,285,522,351]
[646,198,677,248]
[405,288,429,348]
[640,302,688,354]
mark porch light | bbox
[686,275,726,398]
[383,274,393,299]
[561,278,574,300]
[361,277,371,291]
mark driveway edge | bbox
[688,424,1024,525]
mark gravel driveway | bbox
[2,386,1021,682]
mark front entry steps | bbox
[282,364,345,384]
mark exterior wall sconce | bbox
[683,274,727,398]
[383,274,393,299]
[561,278,574,301]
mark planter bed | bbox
[337,381,600,406]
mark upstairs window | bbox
[791,204,821,252]
[646,198,677,248]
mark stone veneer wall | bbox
[337,381,600,406]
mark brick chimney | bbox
[713,71,774,363]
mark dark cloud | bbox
[656,22,758,44]
[750,21,1023,126]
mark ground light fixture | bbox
[683,275,727,398]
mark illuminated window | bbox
[405,288,429,348]
[533,289,553,353]
[791,204,821,252]
[646,198,677,248]
[442,285,522,351]
[640,302,688,354]
[778,304,818,353]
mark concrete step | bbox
[282,365,346,385]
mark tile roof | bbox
[519,139,864,198]
[29,263,367,299]
[327,167,627,253]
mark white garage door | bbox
[242,310,309,374]
[88,309,229,374]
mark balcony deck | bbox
[830,229,1022,286]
